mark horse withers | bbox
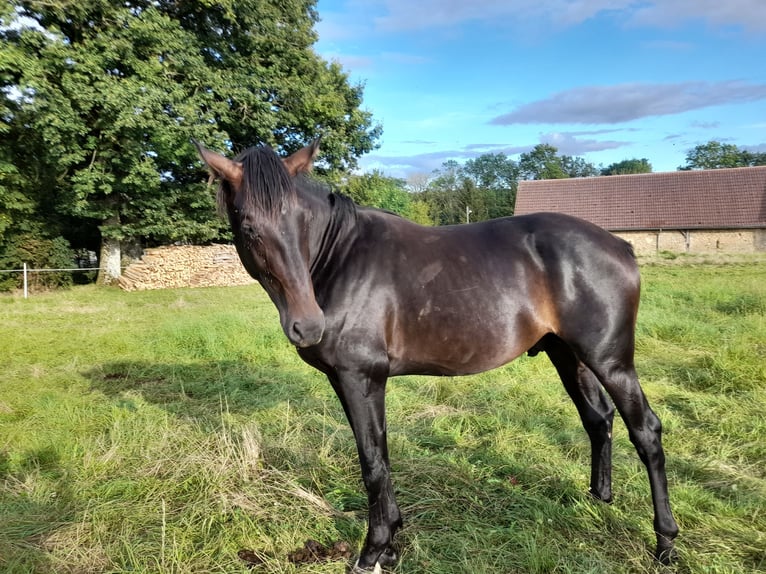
[196,139,678,571]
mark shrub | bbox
[0,233,76,292]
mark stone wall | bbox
[118,244,256,291]
[614,229,764,256]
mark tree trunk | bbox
[97,215,122,286]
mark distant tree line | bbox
[333,139,765,229]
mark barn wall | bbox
[118,244,256,291]
[613,229,763,256]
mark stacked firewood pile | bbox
[118,245,255,291]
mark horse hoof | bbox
[587,487,613,504]
[378,547,398,566]
[349,560,382,573]
[655,545,678,565]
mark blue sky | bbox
[313,0,766,178]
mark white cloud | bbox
[690,120,721,129]
[381,52,431,65]
[490,81,766,125]
[361,148,484,175]
[369,0,766,32]
[630,0,766,32]
[539,131,628,154]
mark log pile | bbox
[118,245,256,291]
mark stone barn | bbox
[515,166,766,256]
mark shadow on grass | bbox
[0,449,73,573]
[84,359,327,427]
[85,364,596,486]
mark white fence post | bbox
[0,265,106,296]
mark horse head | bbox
[195,139,325,347]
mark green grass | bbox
[1,263,764,573]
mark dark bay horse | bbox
[195,140,678,571]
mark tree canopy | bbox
[519,144,599,180]
[337,170,431,225]
[679,141,766,170]
[411,152,518,226]
[1,0,381,284]
[601,158,652,175]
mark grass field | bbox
[1,263,764,573]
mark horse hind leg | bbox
[585,359,679,564]
[542,334,615,502]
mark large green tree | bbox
[419,160,466,225]
[1,0,380,284]
[463,153,518,220]
[519,144,568,180]
[416,154,518,226]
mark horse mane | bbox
[216,145,296,218]
[299,175,358,222]
[216,144,361,233]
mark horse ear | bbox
[283,137,321,177]
[193,140,243,187]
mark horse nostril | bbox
[292,321,304,340]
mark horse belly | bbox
[387,298,547,377]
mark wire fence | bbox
[0,264,104,298]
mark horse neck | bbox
[295,185,358,285]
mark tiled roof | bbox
[515,166,766,230]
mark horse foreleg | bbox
[328,366,402,571]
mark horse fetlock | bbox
[357,535,398,572]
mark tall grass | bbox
[1,263,764,573]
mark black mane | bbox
[298,174,358,224]
[217,145,360,227]
[217,146,296,218]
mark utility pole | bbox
[466,205,472,223]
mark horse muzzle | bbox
[286,313,325,348]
